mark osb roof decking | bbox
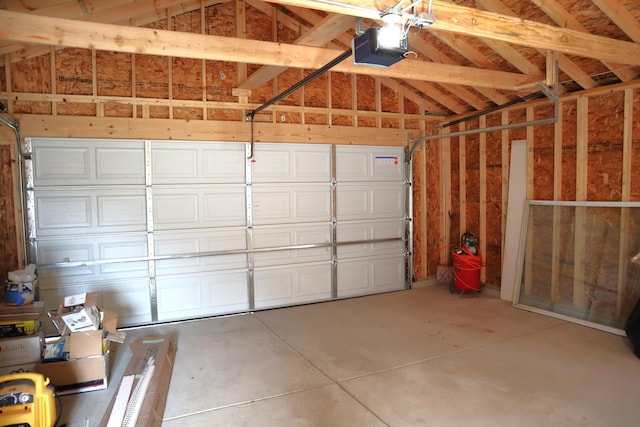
[0,0,638,117]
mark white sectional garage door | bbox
[26,138,409,327]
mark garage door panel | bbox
[202,148,245,181]
[159,280,202,312]
[336,228,372,258]
[99,239,149,274]
[153,186,246,229]
[253,184,331,225]
[32,139,145,186]
[37,243,95,280]
[335,189,368,221]
[369,220,405,256]
[254,263,331,309]
[36,235,149,285]
[154,193,199,225]
[336,151,368,181]
[252,143,331,183]
[154,229,247,273]
[28,139,409,327]
[151,142,245,184]
[251,148,290,180]
[336,184,404,220]
[252,191,290,222]
[36,195,92,231]
[34,189,147,236]
[336,146,403,182]
[253,224,331,267]
[97,195,147,227]
[156,271,249,321]
[153,147,198,180]
[35,146,90,183]
[38,278,152,330]
[94,191,147,231]
[99,280,152,326]
[204,190,246,224]
[337,256,405,298]
[336,260,370,296]
[156,237,201,270]
[96,147,146,182]
[156,254,247,274]
[371,186,404,217]
[337,220,405,258]
[295,189,332,220]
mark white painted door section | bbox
[336,146,406,297]
[26,138,408,327]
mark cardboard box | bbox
[0,333,43,367]
[0,362,38,376]
[61,305,100,332]
[100,335,177,427]
[0,319,39,337]
[36,354,109,395]
[35,328,114,395]
[53,292,101,333]
[35,293,120,395]
[63,292,90,307]
[0,301,45,322]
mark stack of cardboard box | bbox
[0,301,45,374]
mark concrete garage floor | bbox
[59,285,640,426]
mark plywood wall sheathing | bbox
[484,113,502,287]
[0,132,19,280]
[440,134,452,266]
[500,111,509,264]
[479,116,487,283]
[458,123,467,238]
[532,104,555,200]
[412,143,426,279]
[464,122,480,241]
[425,123,441,278]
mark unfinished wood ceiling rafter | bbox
[0,0,638,118]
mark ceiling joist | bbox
[263,0,640,66]
[0,9,536,90]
